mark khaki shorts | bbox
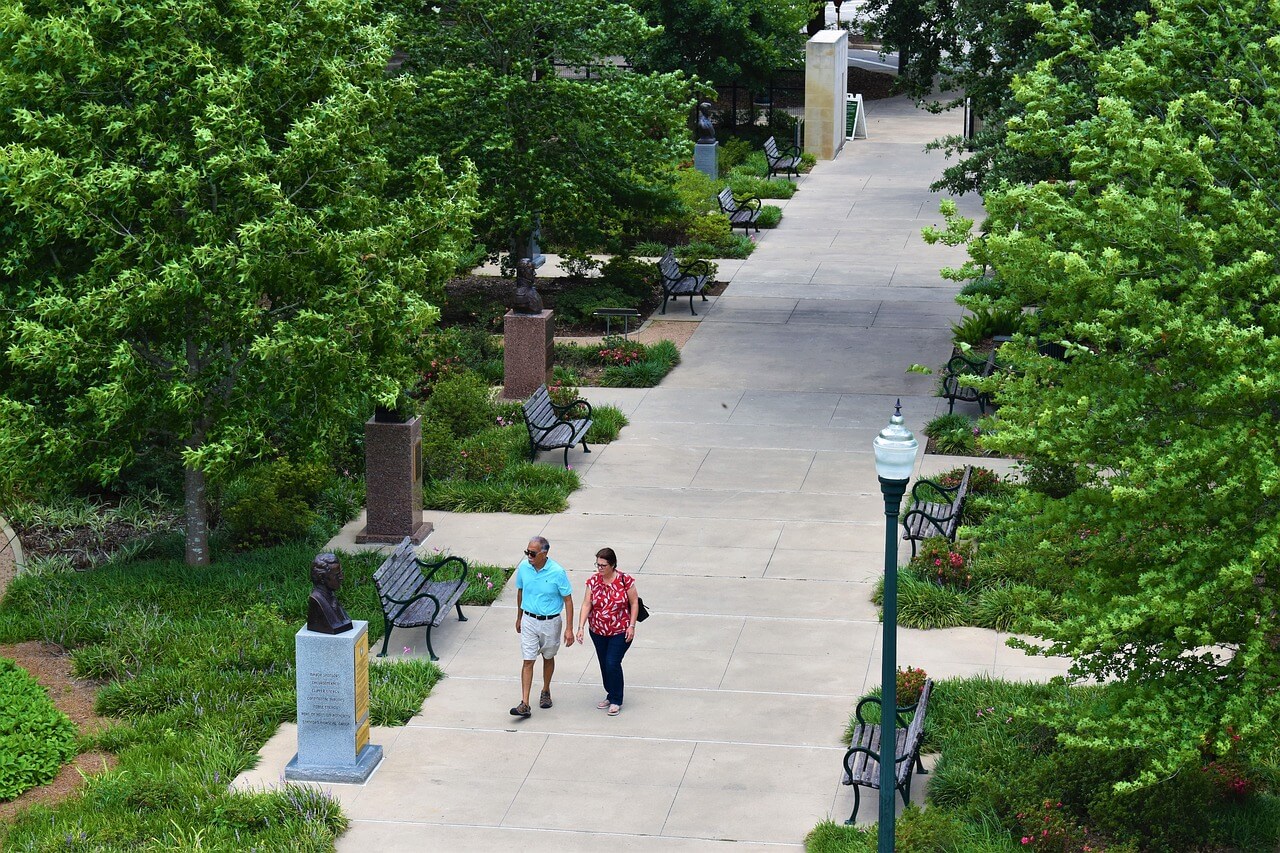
[520,614,562,660]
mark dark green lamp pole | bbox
[872,401,919,851]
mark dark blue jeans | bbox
[590,631,631,706]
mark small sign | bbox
[846,93,868,140]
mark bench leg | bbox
[687,293,697,316]
[660,293,669,314]
[377,617,393,657]
[528,437,538,462]
[844,786,861,825]
[455,603,467,622]
[424,623,439,662]
[916,752,927,774]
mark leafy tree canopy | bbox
[385,0,691,255]
[958,0,1280,784]
[855,0,1148,194]
[0,0,478,563]
[628,0,811,93]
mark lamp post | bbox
[872,401,919,851]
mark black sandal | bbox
[509,702,531,717]
[539,690,553,709]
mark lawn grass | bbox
[0,542,455,850]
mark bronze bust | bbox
[696,102,716,145]
[510,257,543,315]
[307,553,353,634]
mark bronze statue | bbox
[510,257,543,314]
[307,553,354,634]
[696,102,716,145]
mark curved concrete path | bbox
[236,96,1068,849]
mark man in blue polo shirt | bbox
[510,536,574,717]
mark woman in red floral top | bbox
[574,547,639,716]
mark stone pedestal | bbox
[356,415,431,544]
[503,309,554,400]
[285,621,383,783]
[694,142,718,179]
[804,30,850,159]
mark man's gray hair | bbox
[530,536,550,553]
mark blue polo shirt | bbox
[515,557,572,616]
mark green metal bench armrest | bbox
[678,258,713,278]
[550,397,593,421]
[910,477,960,502]
[414,554,469,588]
[734,193,763,211]
[855,696,914,728]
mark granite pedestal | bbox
[285,621,383,783]
[503,309,554,400]
[694,142,718,179]
[356,415,431,544]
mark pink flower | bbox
[1021,838,1031,845]
[486,582,493,589]
[402,646,411,655]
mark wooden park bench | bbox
[522,384,593,467]
[717,187,761,235]
[763,135,802,179]
[901,465,972,558]
[658,248,712,315]
[940,347,999,414]
[841,678,934,824]
[373,537,469,661]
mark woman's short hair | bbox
[595,547,617,567]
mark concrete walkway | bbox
[235,96,1068,849]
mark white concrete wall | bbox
[804,30,849,159]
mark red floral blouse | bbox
[585,572,635,636]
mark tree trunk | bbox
[183,462,210,566]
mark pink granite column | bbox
[356,415,432,544]
[503,309,554,399]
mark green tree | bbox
[0,0,477,564]
[959,0,1280,783]
[628,0,812,94]
[854,0,1148,194]
[387,0,690,257]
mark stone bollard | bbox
[503,309,554,400]
[356,414,432,544]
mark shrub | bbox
[685,213,733,246]
[898,666,929,704]
[552,283,637,324]
[959,273,1004,299]
[218,459,328,548]
[716,137,755,174]
[891,571,969,628]
[725,173,797,199]
[599,255,661,305]
[913,538,974,589]
[455,426,523,482]
[632,240,667,257]
[423,479,572,514]
[800,152,817,171]
[0,658,79,800]
[925,413,978,455]
[585,405,629,444]
[420,371,496,439]
[1019,459,1083,498]
[731,150,770,177]
[951,306,1022,345]
[594,336,647,366]
[672,166,719,214]
[678,235,754,260]
[601,360,671,388]
[757,205,783,228]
